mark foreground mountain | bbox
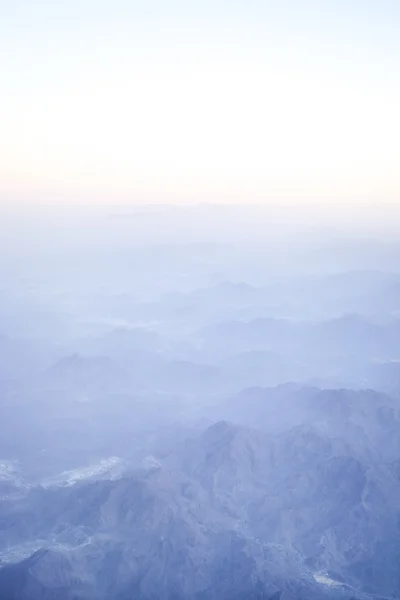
[168,417,400,597]
[0,466,346,600]
[1,391,399,599]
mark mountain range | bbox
[1,384,399,599]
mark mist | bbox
[0,203,400,598]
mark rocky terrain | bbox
[0,385,399,599]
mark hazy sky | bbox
[1,0,400,206]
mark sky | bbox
[1,0,400,207]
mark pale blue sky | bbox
[1,0,399,205]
